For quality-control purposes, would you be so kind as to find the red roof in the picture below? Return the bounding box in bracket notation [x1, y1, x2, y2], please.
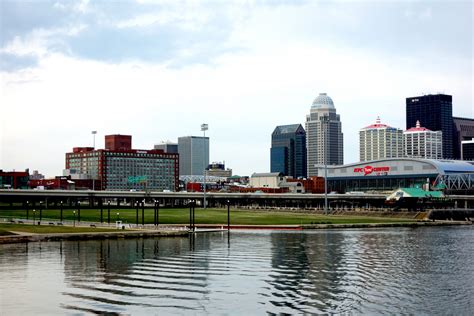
[363, 117, 391, 129]
[405, 120, 432, 132]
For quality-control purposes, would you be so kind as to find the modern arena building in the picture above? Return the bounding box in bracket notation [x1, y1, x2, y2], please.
[316, 158, 474, 193]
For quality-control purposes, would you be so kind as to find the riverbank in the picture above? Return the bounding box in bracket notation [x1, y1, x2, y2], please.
[194, 220, 472, 230]
[1, 220, 471, 244]
[0, 223, 188, 244]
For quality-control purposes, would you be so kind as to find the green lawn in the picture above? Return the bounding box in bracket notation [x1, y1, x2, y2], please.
[0, 223, 120, 234]
[0, 208, 416, 225]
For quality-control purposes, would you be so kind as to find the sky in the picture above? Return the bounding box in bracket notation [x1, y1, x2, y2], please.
[1, 0, 473, 178]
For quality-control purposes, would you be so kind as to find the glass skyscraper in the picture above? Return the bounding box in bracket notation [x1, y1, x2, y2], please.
[270, 124, 307, 178]
[406, 94, 453, 159]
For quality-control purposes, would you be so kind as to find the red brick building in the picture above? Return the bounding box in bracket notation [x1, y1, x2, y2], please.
[65, 135, 179, 191]
[0, 170, 29, 189]
[286, 177, 325, 193]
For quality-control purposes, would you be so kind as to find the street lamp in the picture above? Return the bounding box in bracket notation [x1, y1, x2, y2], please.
[142, 199, 145, 226]
[39, 201, 43, 225]
[201, 123, 209, 209]
[77, 201, 81, 222]
[227, 200, 230, 231]
[322, 115, 329, 215]
[116, 212, 120, 222]
[107, 200, 111, 224]
[92, 131, 97, 191]
[92, 130, 97, 149]
[26, 201, 29, 221]
[60, 201, 63, 222]
[33, 209, 36, 225]
[73, 210, 76, 227]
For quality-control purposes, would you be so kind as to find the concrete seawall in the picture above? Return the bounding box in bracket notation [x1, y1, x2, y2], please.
[186, 221, 472, 231]
[0, 230, 188, 244]
[427, 209, 474, 221]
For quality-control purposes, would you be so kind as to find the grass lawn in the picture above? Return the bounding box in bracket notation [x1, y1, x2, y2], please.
[0, 223, 120, 234]
[0, 208, 416, 226]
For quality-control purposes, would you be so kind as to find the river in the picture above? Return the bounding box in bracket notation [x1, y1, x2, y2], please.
[1, 227, 473, 314]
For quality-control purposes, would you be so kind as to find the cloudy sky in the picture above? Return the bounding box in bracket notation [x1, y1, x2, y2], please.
[1, 0, 472, 177]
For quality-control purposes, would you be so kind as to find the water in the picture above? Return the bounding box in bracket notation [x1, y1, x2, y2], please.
[1, 227, 474, 315]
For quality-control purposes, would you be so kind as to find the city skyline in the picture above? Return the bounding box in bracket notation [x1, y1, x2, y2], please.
[1, 0, 472, 177]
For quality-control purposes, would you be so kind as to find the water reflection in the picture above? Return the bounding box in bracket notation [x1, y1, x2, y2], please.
[1, 227, 474, 315]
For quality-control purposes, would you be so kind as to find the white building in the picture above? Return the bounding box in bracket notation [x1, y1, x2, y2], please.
[359, 117, 404, 162]
[404, 120, 442, 159]
[306, 93, 343, 176]
[250, 172, 285, 189]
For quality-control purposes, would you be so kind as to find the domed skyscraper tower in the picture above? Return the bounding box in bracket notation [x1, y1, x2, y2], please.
[305, 93, 344, 176]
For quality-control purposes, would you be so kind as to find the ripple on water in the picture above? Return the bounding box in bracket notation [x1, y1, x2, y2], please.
[1, 228, 474, 315]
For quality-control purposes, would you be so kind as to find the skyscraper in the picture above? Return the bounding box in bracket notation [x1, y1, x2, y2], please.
[178, 136, 209, 176]
[270, 124, 307, 178]
[404, 120, 443, 159]
[406, 94, 453, 159]
[359, 117, 404, 162]
[306, 93, 343, 176]
[452, 117, 474, 159]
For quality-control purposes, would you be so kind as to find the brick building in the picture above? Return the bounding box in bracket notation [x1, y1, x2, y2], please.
[65, 135, 179, 191]
[0, 170, 29, 189]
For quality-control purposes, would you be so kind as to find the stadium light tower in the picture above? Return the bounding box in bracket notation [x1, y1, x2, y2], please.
[201, 123, 208, 209]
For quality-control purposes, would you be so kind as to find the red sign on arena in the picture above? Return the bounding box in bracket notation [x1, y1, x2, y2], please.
[353, 166, 390, 176]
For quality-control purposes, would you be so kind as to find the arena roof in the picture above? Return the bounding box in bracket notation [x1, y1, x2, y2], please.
[321, 158, 474, 176]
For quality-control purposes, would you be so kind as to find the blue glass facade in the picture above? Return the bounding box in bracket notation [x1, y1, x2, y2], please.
[270, 124, 307, 178]
[271, 147, 287, 175]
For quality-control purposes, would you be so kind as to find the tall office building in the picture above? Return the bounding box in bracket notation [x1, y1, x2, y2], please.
[359, 117, 404, 161]
[404, 120, 442, 159]
[406, 94, 453, 159]
[270, 124, 307, 178]
[453, 117, 474, 159]
[306, 93, 343, 176]
[178, 136, 209, 176]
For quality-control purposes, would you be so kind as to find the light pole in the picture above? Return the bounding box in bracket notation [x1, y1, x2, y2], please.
[92, 130, 97, 149]
[77, 201, 81, 222]
[39, 201, 43, 225]
[107, 200, 111, 224]
[26, 201, 29, 221]
[142, 199, 145, 226]
[227, 200, 230, 231]
[60, 201, 63, 222]
[201, 123, 208, 209]
[73, 210, 76, 227]
[91, 131, 97, 191]
[33, 209, 36, 225]
[322, 115, 329, 215]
